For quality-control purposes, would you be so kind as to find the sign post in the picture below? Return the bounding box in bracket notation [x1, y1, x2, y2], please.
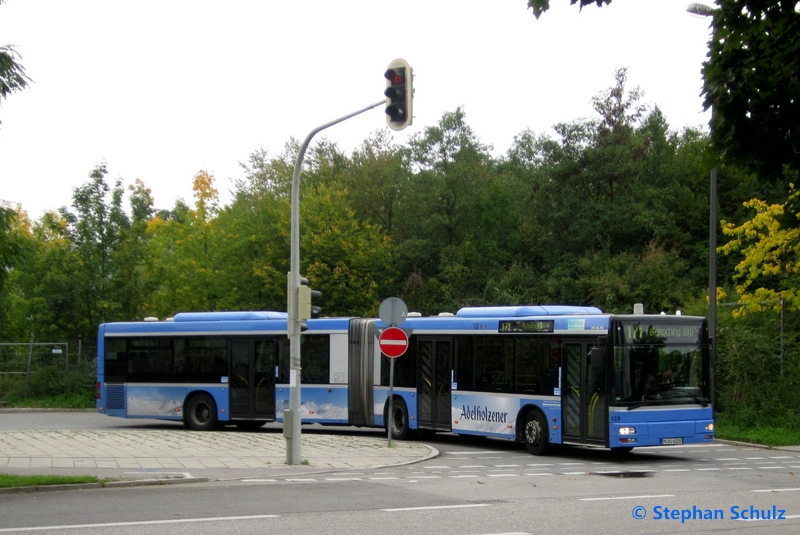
[378, 298, 409, 447]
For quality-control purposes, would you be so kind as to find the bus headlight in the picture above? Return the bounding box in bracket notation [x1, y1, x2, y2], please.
[619, 427, 636, 435]
[705, 423, 715, 432]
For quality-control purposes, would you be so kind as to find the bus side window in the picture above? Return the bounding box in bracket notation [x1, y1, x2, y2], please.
[103, 338, 128, 381]
[455, 336, 474, 391]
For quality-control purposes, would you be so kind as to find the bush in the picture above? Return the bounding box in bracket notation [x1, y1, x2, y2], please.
[714, 303, 800, 435]
[0, 360, 95, 408]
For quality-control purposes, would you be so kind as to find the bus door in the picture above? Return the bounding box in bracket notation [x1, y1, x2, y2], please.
[229, 338, 276, 421]
[562, 341, 607, 446]
[417, 337, 452, 431]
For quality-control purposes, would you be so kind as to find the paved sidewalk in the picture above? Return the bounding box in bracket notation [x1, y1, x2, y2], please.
[0, 428, 439, 483]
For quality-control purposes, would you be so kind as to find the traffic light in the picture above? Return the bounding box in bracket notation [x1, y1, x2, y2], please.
[384, 58, 413, 131]
[298, 277, 322, 320]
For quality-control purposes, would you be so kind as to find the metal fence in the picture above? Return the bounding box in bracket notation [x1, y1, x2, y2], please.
[0, 341, 94, 399]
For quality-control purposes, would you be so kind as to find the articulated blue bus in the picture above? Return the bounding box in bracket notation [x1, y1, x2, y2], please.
[96, 306, 714, 454]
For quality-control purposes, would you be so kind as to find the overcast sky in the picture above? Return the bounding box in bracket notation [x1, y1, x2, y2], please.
[1, 0, 714, 219]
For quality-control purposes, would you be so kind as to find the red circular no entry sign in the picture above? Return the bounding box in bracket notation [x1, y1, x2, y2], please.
[378, 326, 409, 358]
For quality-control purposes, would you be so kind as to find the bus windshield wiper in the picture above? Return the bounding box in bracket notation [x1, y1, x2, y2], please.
[627, 400, 660, 411]
[627, 395, 709, 410]
[685, 394, 709, 408]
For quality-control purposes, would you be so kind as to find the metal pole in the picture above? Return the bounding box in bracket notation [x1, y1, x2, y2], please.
[25, 334, 34, 398]
[286, 99, 385, 465]
[709, 166, 717, 408]
[780, 299, 785, 376]
[387, 357, 395, 447]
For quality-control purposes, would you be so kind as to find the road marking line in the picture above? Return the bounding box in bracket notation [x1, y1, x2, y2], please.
[752, 487, 800, 493]
[445, 451, 504, 455]
[382, 504, 491, 512]
[580, 494, 674, 501]
[0, 515, 279, 533]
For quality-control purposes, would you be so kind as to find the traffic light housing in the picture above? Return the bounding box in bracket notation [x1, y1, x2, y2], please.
[298, 277, 322, 320]
[384, 58, 413, 131]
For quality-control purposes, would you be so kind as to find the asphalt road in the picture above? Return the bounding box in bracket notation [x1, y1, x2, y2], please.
[1, 411, 799, 535]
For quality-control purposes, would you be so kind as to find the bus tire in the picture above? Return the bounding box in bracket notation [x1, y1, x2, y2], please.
[523, 409, 550, 456]
[387, 398, 410, 441]
[185, 393, 218, 431]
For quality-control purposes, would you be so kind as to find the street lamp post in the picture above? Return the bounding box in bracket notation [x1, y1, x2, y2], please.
[687, 2, 717, 407]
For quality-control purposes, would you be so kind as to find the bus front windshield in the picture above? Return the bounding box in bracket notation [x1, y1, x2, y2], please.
[610, 320, 711, 408]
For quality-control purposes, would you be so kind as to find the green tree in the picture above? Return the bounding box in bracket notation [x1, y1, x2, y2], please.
[2, 210, 83, 343]
[146, 171, 226, 316]
[301, 181, 398, 317]
[703, 1, 800, 185]
[0, 205, 23, 295]
[399, 108, 517, 312]
[111, 179, 157, 320]
[502, 69, 722, 311]
[57, 165, 130, 338]
[527, 0, 611, 19]
[340, 131, 407, 236]
[218, 148, 296, 312]
[0, 1, 32, 126]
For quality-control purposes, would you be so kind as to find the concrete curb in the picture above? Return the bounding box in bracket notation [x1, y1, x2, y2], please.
[714, 438, 800, 452]
[0, 408, 96, 413]
[0, 477, 209, 495]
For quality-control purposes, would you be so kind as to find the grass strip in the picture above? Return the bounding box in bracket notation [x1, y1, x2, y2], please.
[0, 474, 101, 488]
[716, 416, 800, 447]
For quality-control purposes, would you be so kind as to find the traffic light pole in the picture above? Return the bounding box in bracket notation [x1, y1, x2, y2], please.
[286, 99, 385, 465]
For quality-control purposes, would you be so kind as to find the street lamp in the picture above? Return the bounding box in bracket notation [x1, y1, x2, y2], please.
[687, 2, 717, 407]
[687, 3, 715, 17]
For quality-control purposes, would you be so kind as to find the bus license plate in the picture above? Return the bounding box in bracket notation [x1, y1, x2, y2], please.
[662, 438, 683, 445]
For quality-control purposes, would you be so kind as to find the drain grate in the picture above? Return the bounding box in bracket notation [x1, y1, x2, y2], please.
[594, 471, 654, 478]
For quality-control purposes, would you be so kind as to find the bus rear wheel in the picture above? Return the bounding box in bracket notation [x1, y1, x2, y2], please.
[185, 393, 218, 431]
[523, 410, 550, 456]
[387, 398, 410, 440]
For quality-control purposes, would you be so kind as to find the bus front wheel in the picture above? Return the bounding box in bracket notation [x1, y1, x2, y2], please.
[387, 398, 410, 440]
[523, 410, 550, 456]
[185, 393, 218, 431]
